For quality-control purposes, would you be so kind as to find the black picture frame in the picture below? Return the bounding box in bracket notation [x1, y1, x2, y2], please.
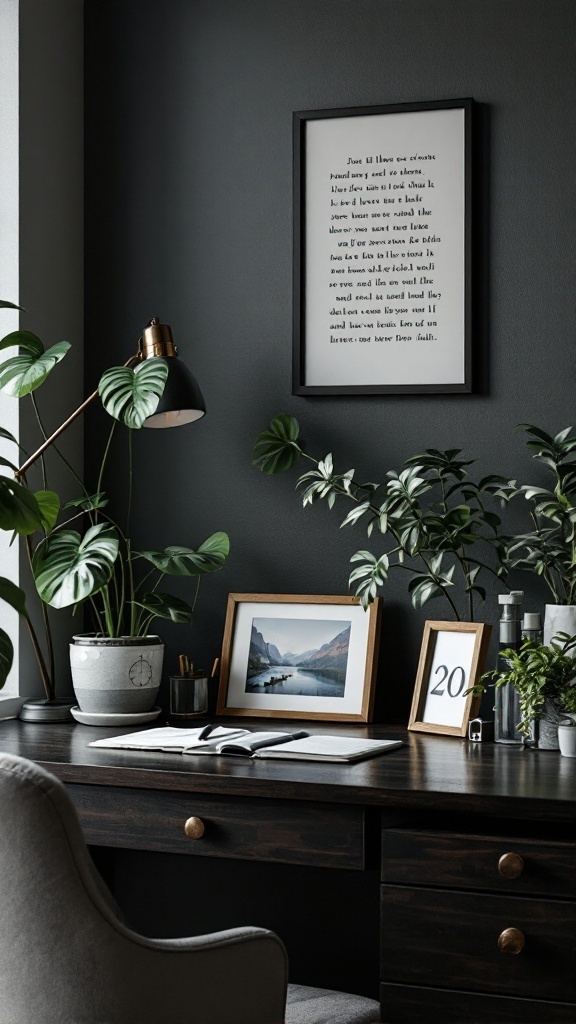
[293, 98, 476, 395]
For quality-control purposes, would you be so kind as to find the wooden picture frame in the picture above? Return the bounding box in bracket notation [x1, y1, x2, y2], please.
[293, 98, 476, 395]
[217, 593, 381, 721]
[408, 620, 491, 737]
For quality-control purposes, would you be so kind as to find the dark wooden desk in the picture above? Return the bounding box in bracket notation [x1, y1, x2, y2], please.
[0, 719, 574, 1022]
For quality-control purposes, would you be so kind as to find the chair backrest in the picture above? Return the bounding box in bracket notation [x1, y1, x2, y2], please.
[0, 752, 135, 1022]
[0, 752, 288, 1024]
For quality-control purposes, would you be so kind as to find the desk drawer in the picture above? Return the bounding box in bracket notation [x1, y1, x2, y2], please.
[382, 829, 576, 898]
[381, 885, 576, 1002]
[68, 783, 367, 869]
[380, 982, 576, 1022]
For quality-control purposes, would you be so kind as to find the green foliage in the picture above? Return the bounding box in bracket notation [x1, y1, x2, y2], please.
[98, 359, 169, 429]
[501, 424, 576, 604]
[0, 579, 28, 690]
[34, 490, 60, 531]
[33, 524, 120, 609]
[472, 632, 576, 735]
[0, 477, 43, 535]
[0, 302, 229, 694]
[254, 416, 507, 618]
[0, 630, 14, 689]
[252, 415, 304, 474]
[0, 332, 70, 396]
[139, 533, 230, 575]
[0, 577, 28, 616]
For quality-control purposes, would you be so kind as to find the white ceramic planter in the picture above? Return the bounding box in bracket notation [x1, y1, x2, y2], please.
[558, 724, 576, 757]
[543, 604, 576, 647]
[539, 606, 576, 749]
[70, 635, 164, 714]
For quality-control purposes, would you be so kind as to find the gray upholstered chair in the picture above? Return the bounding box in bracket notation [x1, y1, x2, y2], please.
[0, 752, 380, 1024]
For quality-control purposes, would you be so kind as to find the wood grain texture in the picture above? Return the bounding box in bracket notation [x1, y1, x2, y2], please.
[0, 720, 575, 824]
[381, 829, 576, 898]
[68, 783, 368, 868]
[380, 983, 576, 1022]
[381, 884, 576, 1002]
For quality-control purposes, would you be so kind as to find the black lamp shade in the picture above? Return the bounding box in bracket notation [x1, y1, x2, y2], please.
[144, 356, 206, 428]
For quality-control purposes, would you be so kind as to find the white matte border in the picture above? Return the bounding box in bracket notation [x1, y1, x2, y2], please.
[226, 600, 372, 715]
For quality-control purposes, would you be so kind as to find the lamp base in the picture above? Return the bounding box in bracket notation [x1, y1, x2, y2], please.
[19, 698, 75, 723]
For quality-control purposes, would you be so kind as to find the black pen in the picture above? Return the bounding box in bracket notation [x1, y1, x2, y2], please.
[248, 730, 308, 752]
[197, 723, 216, 741]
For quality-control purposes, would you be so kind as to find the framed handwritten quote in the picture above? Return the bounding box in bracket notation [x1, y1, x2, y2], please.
[407, 620, 491, 737]
[293, 99, 476, 395]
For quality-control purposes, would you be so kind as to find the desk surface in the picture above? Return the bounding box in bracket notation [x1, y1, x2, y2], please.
[0, 719, 574, 824]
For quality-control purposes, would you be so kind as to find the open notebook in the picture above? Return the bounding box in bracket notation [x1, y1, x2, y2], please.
[89, 726, 403, 763]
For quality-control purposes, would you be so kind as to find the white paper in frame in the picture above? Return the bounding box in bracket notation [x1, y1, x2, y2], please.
[408, 620, 491, 737]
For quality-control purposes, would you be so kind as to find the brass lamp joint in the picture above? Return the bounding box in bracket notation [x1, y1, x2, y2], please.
[139, 318, 178, 360]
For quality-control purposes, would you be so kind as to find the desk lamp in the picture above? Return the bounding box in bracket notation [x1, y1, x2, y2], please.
[17, 318, 205, 722]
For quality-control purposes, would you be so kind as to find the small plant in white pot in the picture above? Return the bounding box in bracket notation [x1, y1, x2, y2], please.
[0, 302, 229, 720]
[469, 631, 576, 753]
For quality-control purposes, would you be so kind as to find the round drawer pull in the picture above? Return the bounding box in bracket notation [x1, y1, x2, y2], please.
[498, 927, 525, 955]
[498, 852, 524, 879]
[184, 816, 205, 840]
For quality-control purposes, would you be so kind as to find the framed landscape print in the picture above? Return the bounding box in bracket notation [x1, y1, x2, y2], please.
[293, 98, 476, 395]
[217, 594, 381, 721]
[407, 620, 491, 737]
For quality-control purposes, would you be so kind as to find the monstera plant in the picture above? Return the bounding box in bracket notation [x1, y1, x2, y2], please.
[0, 301, 228, 708]
[253, 415, 508, 620]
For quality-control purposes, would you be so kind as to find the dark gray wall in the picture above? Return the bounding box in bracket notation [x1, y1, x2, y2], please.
[84, 0, 576, 722]
[19, 0, 84, 699]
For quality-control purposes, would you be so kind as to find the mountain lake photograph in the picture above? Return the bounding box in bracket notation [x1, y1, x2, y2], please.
[245, 617, 351, 697]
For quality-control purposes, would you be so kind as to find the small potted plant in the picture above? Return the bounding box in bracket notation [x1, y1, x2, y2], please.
[470, 631, 576, 753]
[253, 414, 509, 620]
[0, 302, 229, 720]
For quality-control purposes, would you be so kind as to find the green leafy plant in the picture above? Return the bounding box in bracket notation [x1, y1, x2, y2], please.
[502, 424, 576, 604]
[469, 632, 576, 736]
[0, 301, 229, 693]
[253, 415, 508, 618]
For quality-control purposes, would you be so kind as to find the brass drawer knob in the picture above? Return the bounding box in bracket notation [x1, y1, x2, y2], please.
[184, 816, 205, 840]
[498, 927, 525, 955]
[498, 852, 524, 879]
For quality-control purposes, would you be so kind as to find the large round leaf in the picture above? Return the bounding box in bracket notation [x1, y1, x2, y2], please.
[139, 531, 230, 575]
[33, 524, 119, 609]
[0, 628, 14, 689]
[0, 477, 42, 534]
[0, 332, 70, 396]
[99, 358, 168, 429]
[134, 592, 194, 623]
[253, 415, 303, 474]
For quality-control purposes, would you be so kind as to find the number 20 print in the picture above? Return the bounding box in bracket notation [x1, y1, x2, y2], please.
[408, 621, 492, 737]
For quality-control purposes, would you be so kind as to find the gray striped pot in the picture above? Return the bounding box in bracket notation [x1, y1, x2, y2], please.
[70, 634, 164, 714]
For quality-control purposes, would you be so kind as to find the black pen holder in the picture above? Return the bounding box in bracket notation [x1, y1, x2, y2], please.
[169, 675, 208, 720]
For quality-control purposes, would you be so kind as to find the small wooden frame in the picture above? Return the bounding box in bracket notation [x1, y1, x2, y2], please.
[408, 621, 491, 737]
[217, 593, 381, 721]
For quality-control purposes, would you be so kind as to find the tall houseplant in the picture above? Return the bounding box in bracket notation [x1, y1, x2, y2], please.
[0, 302, 229, 716]
[253, 415, 508, 620]
[502, 424, 576, 644]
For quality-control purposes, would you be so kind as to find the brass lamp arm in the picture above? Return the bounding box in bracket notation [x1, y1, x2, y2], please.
[15, 350, 140, 481]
